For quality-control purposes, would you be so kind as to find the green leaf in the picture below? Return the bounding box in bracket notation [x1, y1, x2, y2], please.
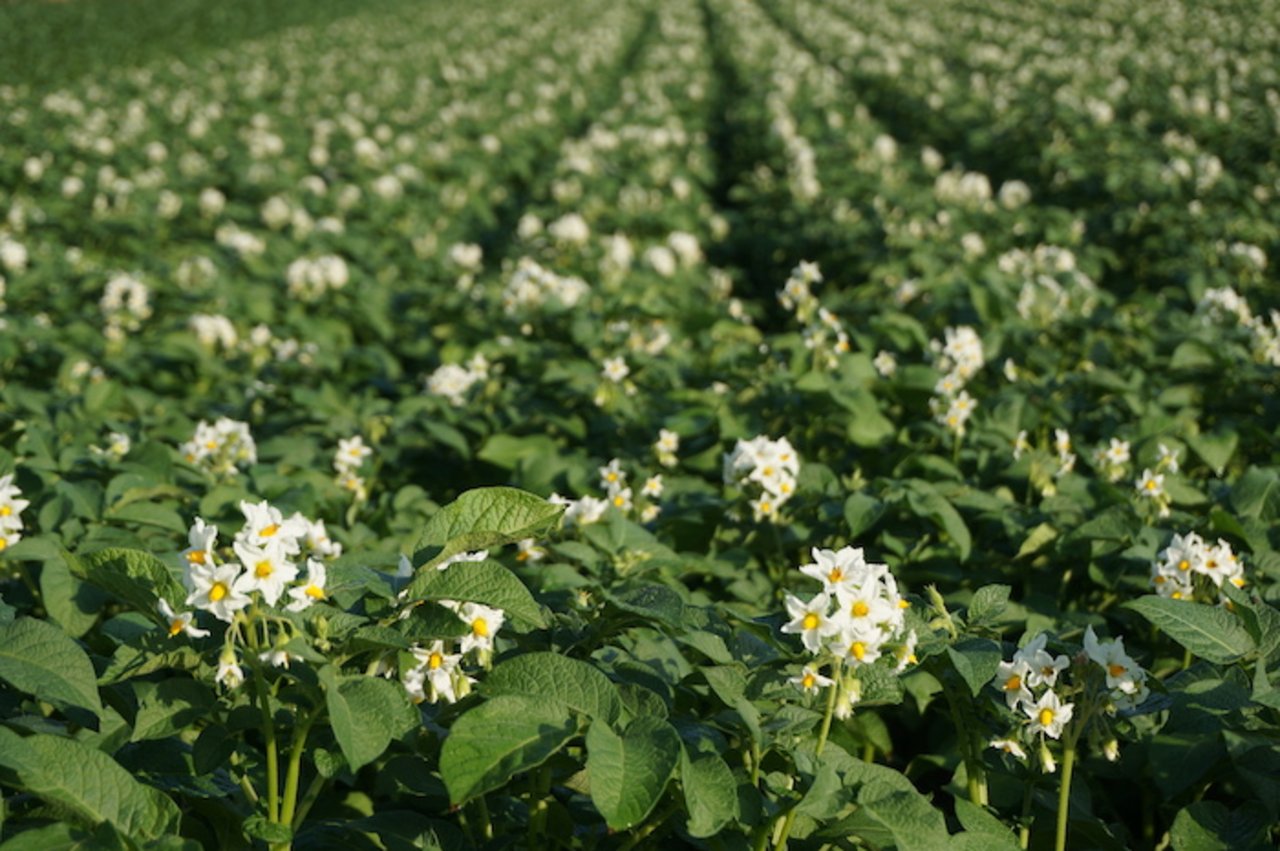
[844, 493, 885, 539]
[0, 617, 103, 725]
[585, 716, 681, 830]
[1187, 431, 1238, 476]
[132, 679, 216, 742]
[606, 584, 685, 627]
[966, 585, 1011, 625]
[1066, 505, 1139, 543]
[38, 552, 107, 638]
[680, 750, 740, 837]
[952, 798, 1021, 851]
[1169, 801, 1272, 851]
[412, 487, 562, 568]
[483, 652, 623, 725]
[905, 480, 971, 561]
[1231, 468, 1280, 522]
[320, 667, 419, 771]
[440, 694, 577, 804]
[1015, 523, 1057, 559]
[1126, 596, 1255, 664]
[402, 560, 546, 629]
[244, 814, 294, 844]
[70, 548, 186, 620]
[0, 728, 180, 840]
[849, 778, 950, 851]
[946, 638, 1002, 696]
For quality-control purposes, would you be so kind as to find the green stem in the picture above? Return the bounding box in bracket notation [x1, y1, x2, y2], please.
[1019, 777, 1034, 849]
[617, 799, 679, 851]
[472, 795, 493, 842]
[291, 773, 327, 830]
[1054, 745, 1076, 851]
[528, 765, 551, 848]
[776, 663, 842, 850]
[750, 740, 762, 787]
[940, 671, 987, 805]
[254, 670, 280, 823]
[279, 708, 319, 827]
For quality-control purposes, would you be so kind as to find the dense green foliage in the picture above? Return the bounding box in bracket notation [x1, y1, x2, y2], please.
[0, 0, 1278, 849]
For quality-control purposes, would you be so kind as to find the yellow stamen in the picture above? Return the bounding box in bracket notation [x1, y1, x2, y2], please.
[168, 619, 185, 637]
[827, 568, 843, 583]
[1038, 708, 1055, 727]
[305, 584, 325, 599]
[428, 652, 444, 670]
[209, 582, 228, 602]
[613, 496, 626, 507]
[472, 618, 489, 638]
[260, 523, 279, 538]
[0, 506, 11, 517]
[851, 642, 867, 661]
[1107, 663, 1126, 677]
[0, 538, 8, 551]
[1004, 675, 1022, 692]
[187, 550, 206, 565]
[1144, 480, 1158, 491]
[801, 613, 820, 631]
[1171, 591, 1183, 600]
[852, 600, 870, 618]
[255, 560, 273, 579]
[801, 673, 816, 690]
[1177, 559, 1190, 571]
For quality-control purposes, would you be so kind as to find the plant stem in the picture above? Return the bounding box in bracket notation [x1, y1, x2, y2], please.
[254, 671, 281, 824]
[1054, 745, 1076, 851]
[1019, 778, 1033, 849]
[291, 773, 327, 830]
[616, 799, 680, 851]
[279, 708, 318, 827]
[775, 663, 843, 850]
[472, 795, 494, 842]
[528, 765, 551, 848]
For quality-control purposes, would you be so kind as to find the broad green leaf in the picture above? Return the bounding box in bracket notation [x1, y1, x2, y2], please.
[905, 481, 971, 561]
[680, 750, 740, 837]
[1186, 431, 1237, 476]
[0, 617, 103, 725]
[483, 652, 623, 725]
[38, 551, 107, 637]
[606, 583, 685, 627]
[1015, 523, 1057, 559]
[132, 679, 216, 742]
[952, 798, 1021, 851]
[320, 667, 419, 771]
[849, 778, 950, 851]
[844, 493, 885, 538]
[1231, 467, 1280, 522]
[70, 548, 186, 620]
[946, 638, 1002, 697]
[585, 716, 681, 830]
[440, 694, 577, 804]
[402, 560, 546, 629]
[0, 728, 180, 840]
[412, 487, 562, 568]
[966, 585, 1011, 625]
[1126, 596, 1255, 664]
[1169, 801, 1272, 851]
[1066, 505, 1139, 543]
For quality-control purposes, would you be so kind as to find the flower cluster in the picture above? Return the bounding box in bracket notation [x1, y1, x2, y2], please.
[782, 546, 915, 717]
[1151, 531, 1245, 603]
[426, 354, 489, 407]
[723, 435, 800, 522]
[1090, 437, 1130, 482]
[653, 428, 679, 468]
[928, 326, 984, 436]
[90, 431, 131, 462]
[333, 435, 373, 501]
[502, 257, 590, 316]
[550, 457, 666, 526]
[100, 272, 152, 342]
[0, 474, 30, 551]
[776, 261, 851, 370]
[284, 254, 350, 301]
[179, 417, 257, 477]
[991, 629, 1149, 770]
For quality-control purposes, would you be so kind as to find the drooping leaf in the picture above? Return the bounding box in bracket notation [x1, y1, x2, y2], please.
[680, 749, 740, 838]
[412, 487, 562, 568]
[1126, 596, 1255, 664]
[320, 666, 419, 771]
[483, 652, 623, 725]
[401, 560, 546, 629]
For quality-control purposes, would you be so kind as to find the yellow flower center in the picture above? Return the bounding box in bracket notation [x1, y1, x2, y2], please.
[762, 466, 775, 477]
[0, 538, 8, 551]
[255, 560, 273, 579]
[472, 618, 489, 638]
[898, 599, 910, 609]
[850, 642, 867, 661]
[1171, 591, 1183, 600]
[605, 472, 618, 482]
[1041, 665, 1056, 678]
[1177, 559, 1190, 571]
[305, 584, 325, 600]
[210, 582, 229, 602]
[1004, 675, 1022, 691]
[801, 612, 820, 631]
[1145, 479, 1158, 491]
[168, 618, 185, 637]
[852, 600, 870, 618]
[187, 550, 206, 565]
[759, 501, 773, 513]
[1107, 663, 1127, 677]
[0, 506, 11, 517]
[428, 652, 444, 670]
[801, 673, 816, 689]
[1205, 559, 1218, 570]
[613, 495, 626, 507]
[260, 523, 279, 538]
[827, 568, 843, 583]
[1038, 708, 1055, 727]
[205, 440, 218, 450]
